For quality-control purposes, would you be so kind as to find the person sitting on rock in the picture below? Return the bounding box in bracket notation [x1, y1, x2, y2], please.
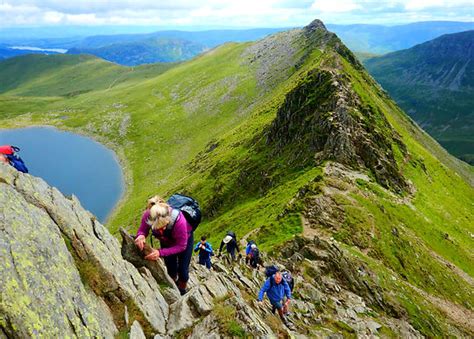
[218, 231, 240, 263]
[135, 196, 194, 295]
[258, 271, 292, 326]
[194, 235, 213, 269]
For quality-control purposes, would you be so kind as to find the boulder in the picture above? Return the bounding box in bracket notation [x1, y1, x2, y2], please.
[0, 164, 168, 336]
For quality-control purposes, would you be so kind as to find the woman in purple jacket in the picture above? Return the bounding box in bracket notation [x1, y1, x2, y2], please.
[135, 199, 193, 295]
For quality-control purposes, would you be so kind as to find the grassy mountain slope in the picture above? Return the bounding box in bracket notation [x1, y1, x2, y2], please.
[365, 30, 474, 163]
[67, 38, 207, 66]
[0, 54, 176, 97]
[328, 21, 474, 53]
[0, 21, 473, 336]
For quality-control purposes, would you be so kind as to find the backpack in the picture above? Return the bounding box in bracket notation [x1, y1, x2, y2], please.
[0, 145, 28, 173]
[227, 231, 236, 239]
[265, 265, 279, 278]
[250, 247, 259, 260]
[167, 194, 202, 231]
[282, 271, 294, 291]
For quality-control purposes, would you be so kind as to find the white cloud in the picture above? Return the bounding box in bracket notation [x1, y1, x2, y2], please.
[311, 0, 361, 13]
[0, 0, 472, 27]
[404, 0, 473, 10]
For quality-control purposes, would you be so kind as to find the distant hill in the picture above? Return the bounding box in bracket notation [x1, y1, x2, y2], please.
[67, 38, 207, 66]
[0, 28, 288, 66]
[66, 28, 287, 65]
[0, 54, 175, 96]
[328, 21, 474, 53]
[365, 30, 474, 163]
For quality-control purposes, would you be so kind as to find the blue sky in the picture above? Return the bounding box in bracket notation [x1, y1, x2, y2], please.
[0, 0, 472, 27]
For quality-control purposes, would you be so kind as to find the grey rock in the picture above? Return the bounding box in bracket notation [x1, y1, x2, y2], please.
[130, 320, 146, 339]
[0, 164, 168, 336]
[189, 314, 221, 338]
[0, 165, 117, 337]
[121, 228, 179, 291]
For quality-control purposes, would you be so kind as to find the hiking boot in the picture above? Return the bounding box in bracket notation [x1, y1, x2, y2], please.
[178, 288, 187, 296]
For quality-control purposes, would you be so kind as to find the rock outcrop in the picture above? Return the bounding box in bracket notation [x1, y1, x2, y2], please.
[1, 163, 168, 337]
[267, 66, 408, 192]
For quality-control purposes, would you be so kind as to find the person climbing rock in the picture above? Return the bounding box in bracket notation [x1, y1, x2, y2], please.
[135, 197, 194, 295]
[246, 242, 261, 269]
[194, 235, 213, 269]
[218, 231, 240, 263]
[258, 271, 292, 327]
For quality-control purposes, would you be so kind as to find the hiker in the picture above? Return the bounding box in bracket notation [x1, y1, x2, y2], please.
[194, 236, 213, 269]
[0, 145, 28, 173]
[218, 231, 240, 262]
[246, 242, 260, 269]
[135, 197, 194, 295]
[245, 240, 255, 256]
[258, 268, 292, 326]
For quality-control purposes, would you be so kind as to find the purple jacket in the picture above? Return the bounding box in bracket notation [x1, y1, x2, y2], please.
[137, 209, 192, 257]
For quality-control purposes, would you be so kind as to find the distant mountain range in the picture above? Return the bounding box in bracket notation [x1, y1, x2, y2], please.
[328, 21, 473, 54]
[67, 38, 206, 66]
[1, 22, 473, 66]
[365, 30, 474, 163]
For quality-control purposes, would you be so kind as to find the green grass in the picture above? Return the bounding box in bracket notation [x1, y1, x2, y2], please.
[0, 54, 176, 97]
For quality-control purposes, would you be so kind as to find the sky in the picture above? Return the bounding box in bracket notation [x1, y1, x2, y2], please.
[0, 0, 473, 28]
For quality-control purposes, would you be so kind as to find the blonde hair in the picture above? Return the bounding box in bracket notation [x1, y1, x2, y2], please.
[148, 203, 171, 230]
[147, 195, 165, 210]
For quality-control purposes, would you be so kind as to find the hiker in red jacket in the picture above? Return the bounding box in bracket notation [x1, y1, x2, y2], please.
[135, 197, 193, 295]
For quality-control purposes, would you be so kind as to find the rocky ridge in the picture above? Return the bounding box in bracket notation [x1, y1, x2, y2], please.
[0, 163, 426, 337]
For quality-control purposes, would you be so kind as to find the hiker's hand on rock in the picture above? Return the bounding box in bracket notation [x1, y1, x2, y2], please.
[135, 235, 146, 251]
[145, 249, 160, 261]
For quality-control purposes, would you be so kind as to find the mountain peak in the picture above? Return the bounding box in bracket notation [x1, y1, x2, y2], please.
[304, 19, 327, 32]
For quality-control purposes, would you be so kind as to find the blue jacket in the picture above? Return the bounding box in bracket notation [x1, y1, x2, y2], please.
[258, 275, 292, 303]
[194, 242, 213, 260]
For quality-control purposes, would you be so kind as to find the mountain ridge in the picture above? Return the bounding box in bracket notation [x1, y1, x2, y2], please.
[365, 30, 474, 163]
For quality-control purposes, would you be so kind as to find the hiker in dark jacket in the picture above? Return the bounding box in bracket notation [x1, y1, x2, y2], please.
[246, 243, 260, 269]
[258, 271, 292, 325]
[135, 198, 193, 295]
[218, 231, 240, 261]
[194, 236, 213, 269]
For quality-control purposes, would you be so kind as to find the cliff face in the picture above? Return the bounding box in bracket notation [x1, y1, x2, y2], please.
[1, 163, 427, 337]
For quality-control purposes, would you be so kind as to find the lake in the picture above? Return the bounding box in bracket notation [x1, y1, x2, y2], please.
[0, 127, 124, 222]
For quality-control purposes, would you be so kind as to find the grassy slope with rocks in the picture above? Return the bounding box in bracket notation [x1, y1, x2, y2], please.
[0, 20, 473, 336]
[365, 30, 474, 163]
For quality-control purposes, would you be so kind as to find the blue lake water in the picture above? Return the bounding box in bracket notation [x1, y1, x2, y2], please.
[0, 127, 124, 222]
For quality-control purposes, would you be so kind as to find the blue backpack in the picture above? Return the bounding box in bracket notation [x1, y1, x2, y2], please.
[167, 194, 202, 231]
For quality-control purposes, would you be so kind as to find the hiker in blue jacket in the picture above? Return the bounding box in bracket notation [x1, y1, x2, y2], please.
[258, 271, 292, 325]
[194, 236, 213, 269]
